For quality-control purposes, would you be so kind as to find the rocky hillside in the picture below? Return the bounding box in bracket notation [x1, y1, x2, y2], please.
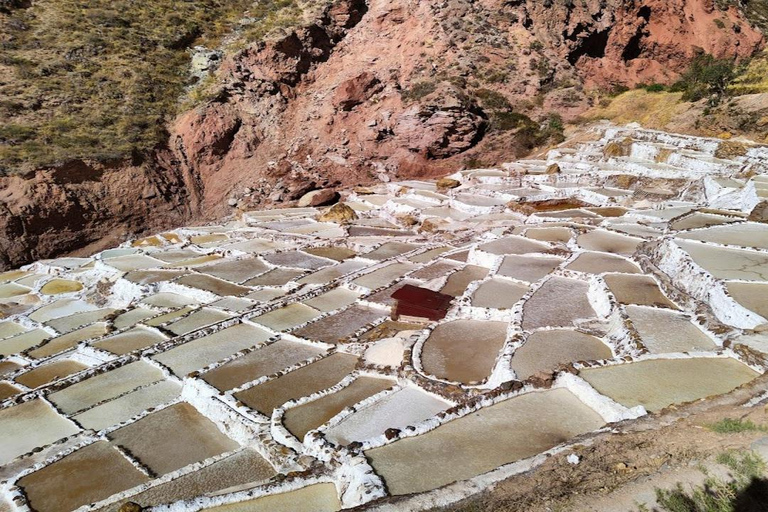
[0, 0, 765, 269]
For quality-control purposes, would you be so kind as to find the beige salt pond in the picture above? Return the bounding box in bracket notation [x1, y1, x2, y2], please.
[283, 375, 395, 441]
[566, 251, 641, 274]
[293, 305, 387, 344]
[604, 274, 676, 308]
[235, 352, 358, 415]
[510, 330, 612, 380]
[14, 359, 88, 388]
[577, 230, 642, 256]
[0, 399, 80, 465]
[202, 340, 324, 391]
[39, 279, 83, 295]
[496, 255, 564, 283]
[522, 277, 596, 330]
[580, 357, 759, 412]
[28, 322, 109, 359]
[420, 320, 508, 384]
[725, 282, 768, 321]
[440, 265, 489, 297]
[93, 327, 168, 355]
[366, 388, 604, 495]
[675, 240, 768, 281]
[626, 306, 717, 353]
[352, 263, 416, 290]
[253, 304, 322, 332]
[206, 483, 340, 512]
[198, 258, 270, 283]
[471, 278, 529, 309]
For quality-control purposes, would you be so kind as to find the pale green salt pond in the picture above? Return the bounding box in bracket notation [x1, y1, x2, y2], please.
[580, 357, 759, 412]
[28, 322, 109, 359]
[366, 388, 604, 495]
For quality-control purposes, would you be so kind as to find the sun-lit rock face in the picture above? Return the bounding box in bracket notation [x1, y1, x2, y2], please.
[0, 124, 767, 511]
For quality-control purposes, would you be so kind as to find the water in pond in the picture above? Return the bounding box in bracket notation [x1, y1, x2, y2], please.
[352, 263, 416, 290]
[0, 399, 80, 465]
[303, 288, 362, 313]
[245, 268, 308, 287]
[177, 274, 251, 297]
[362, 242, 418, 261]
[366, 388, 604, 495]
[207, 483, 340, 512]
[263, 251, 335, 270]
[293, 305, 387, 344]
[108, 402, 239, 476]
[0, 329, 51, 356]
[324, 386, 450, 446]
[410, 261, 462, 281]
[198, 258, 270, 283]
[283, 376, 395, 441]
[202, 340, 324, 391]
[677, 222, 768, 250]
[580, 357, 759, 412]
[18, 441, 149, 512]
[46, 308, 116, 333]
[496, 255, 564, 283]
[253, 304, 322, 332]
[522, 277, 596, 330]
[524, 227, 572, 243]
[471, 278, 529, 309]
[15, 359, 88, 388]
[626, 306, 717, 353]
[478, 236, 552, 256]
[511, 329, 612, 379]
[124, 270, 189, 285]
[675, 240, 768, 281]
[234, 353, 358, 415]
[298, 260, 369, 285]
[167, 308, 233, 336]
[577, 230, 642, 256]
[440, 265, 489, 297]
[29, 322, 109, 359]
[604, 274, 676, 308]
[0, 382, 20, 400]
[141, 292, 200, 308]
[566, 251, 641, 274]
[39, 279, 83, 295]
[421, 320, 508, 384]
[304, 246, 357, 262]
[726, 281, 768, 320]
[0, 321, 26, 340]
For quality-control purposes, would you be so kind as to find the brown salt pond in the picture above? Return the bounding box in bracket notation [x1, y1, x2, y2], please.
[14, 359, 88, 388]
[626, 305, 717, 353]
[524, 227, 573, 243]
[177, 274, 251, 297]
[510, 330, 612, 380]
[522, 277, 596, 330]
[604, 273, 677, 308]
[153, 323, 273, 376]
[478, 236, 552, 256]
[202, 340, 325, 391]
[420, 320, 508, 384]
[440, 265, 489, 297]
[580, 357, 759, 412]
[471, 278, 529, 309]
[28, 322, 109, 359]
[234, 353, 359, 415]
[263, 251, 336, 270]
[366, 388, 604, 495]
[198, 258, 270, 283]
[18, 441, 149, 512]
[283, 376, 395, 440]
[102, 449, 277, 512]
[0, 382, 20, 400]
[93, 326, 168, 355]
[496, 255, 564, 283]
[108, 402, 239, 476]
[206, 483, 340, 512]
[304, 246, 357, 261]
[566, 251, 642, 274]
[0, 399, 80, 465]
[293, 305, 387, 344]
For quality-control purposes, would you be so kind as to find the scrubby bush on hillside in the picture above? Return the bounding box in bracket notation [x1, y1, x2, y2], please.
[670, 53, 738, 104]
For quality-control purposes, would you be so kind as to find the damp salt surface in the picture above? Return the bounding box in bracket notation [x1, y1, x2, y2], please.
[566, 251, 642, 274]
[108, 402, 239, 476]
[303, 287, 362, 313]
[626, 306, 716, 353]
[440, 265, 490, 297]
[49, 360, 164, 414]
[669, 213, 740, 231]
[580, 357, 759, 412]
[303, 246, 357, 261]
[202, 340, 324, 391]
[324, 386, 450, 446]
[366, 388, 604, 495]
[293, 305, 387, 344]
[235, 353, 358, 415]
[206, 483, 340, 512]
[283, 376, 395, 441]
[153, 323, 272, 376]
[421, 320, 508, 384]
[0, 399, 80, 465]
[45, 308, 116, 333]
[677, 222, 768, 250]
[263, 251, 335, 270]
[28, 322, 109, 359]
[141, 292, 200, 308]
[352, 262, 416, 290]
[198, 258, 270, 283]
[478, 236, 552, 256]
[604, 274, 676, 308]
[362, 242, 418, 261]
[177, 274, 251, 297]
[471, 278, 529, 309]
[253, 304, 322, 332]
[245, 268, 307, 286]
[0, 321, 26, 339]
[410, 261, 462, 280]
[510, 330, 612, 380]
[298, 260, 369, 285]
[124, 270, 189, 285]
[15, 359, 88, 388]
[167, 308, 233, 336]
[577, 230, 642, 256]
[73, 380, 182, 431]
[675, 240, 768, 281]
[0, 329, 51, 356]
[18, 441, 149, 512]
[497, 255, 564, 283]
[522, 277, 596, 330]
[726, 282, 768, 320]
[0, 382, 20, 400]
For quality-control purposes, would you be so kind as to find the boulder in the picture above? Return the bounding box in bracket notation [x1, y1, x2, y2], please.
[318, 203, 358, 223]
[545, 163, 562, 174]
[333, 72, 382, 111]
[436, 177, 461, 189]
[298, 189, 340, 207]
[749, 201, 768, 224]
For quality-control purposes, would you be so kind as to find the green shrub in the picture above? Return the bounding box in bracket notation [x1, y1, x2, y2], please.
[707, 418, 767, 434]
[671, 53, 738, 104]
[401, 81, 438, 102]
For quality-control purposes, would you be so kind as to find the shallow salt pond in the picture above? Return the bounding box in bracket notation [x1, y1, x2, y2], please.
[409, 261, 462, 281]
[496, 255, 564, 282]
[253, 304, 322, 332]
[141, 292, 200, 308]
[283, 376, 395, 441]
[198, 258, 270, 283]
[177, 274, 251, 297]
[324, 386, 450, 446]
[362, 242, 418, 261]
[471, 278, 529, 309]
[0, 382, 20, 400]
[440, 265, 489, 297]
[124, 270, 189, 285]
[303, 246, 357, 262]
[524, 226, 572, 243]
[522, 277, 596, 330]
[669, 213, 740, 231]
[726, 281, 768, 320]
[202, 340, 324, 391]
[676, 240, 768, 281]
[577, 230, 642, 256]
[604, 274, 676, 308]
[107, 402, 239, 476]
[235, 353, 359, 415]
[39, 279, 83, 295]
[0, 329, 51, 356]
[298, 260, 369, 285]
[565, 251, 642, 274]
[580, 357, 759, 412]
[245, 268, 307, 286]
[263, 251, 336, 270]
[366, 388, 604, 495]
[45, 308, 116, 333]
[677, 222, 768, 250]
[421, 320, 508, 384]
[477, 236, 552, 256]
[293, 305, 387, 344]
[0, 321, 26, 340]
[207, 483, 340, 512]
[0, 399, 80, 465]
[352, 262, 416, 290]
[626, 305, 716, 353]
[153, 323, 272, 376]
[167, 308, 233, 336]
[18, 441, 149, 512]
[303, 287, 362, 313]
[510, 330, 612, 380]
[28, 322, 109, 359]
[14, 359, 88, 389]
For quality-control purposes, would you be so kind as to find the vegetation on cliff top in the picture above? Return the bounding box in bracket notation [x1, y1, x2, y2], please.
[0, 0, 313, 174]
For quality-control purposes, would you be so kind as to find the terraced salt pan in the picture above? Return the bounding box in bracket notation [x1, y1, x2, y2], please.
[471, 278, 529, 309]
[176, 274, 251, 297]
[577, 230, 643, 256]
[725, 282, 768, 321]
[283, 376, 395, 441]
[235, 353, 358, 415]
[253, 304, 322, 332]
[580, 357, 759, 413]
[167, 308, 234, 336]
[524, 227, 572, 243]
[207, 483, 340, 512]
[263, 251, 335, 270]
[0, 383, 20, 400]
[566, 251, 642, 274]
[420, 320, 508, 384]
[153, 323, 273, 376]
[677, 222, 768, 250]
[409, 261, 462, 281]
[303, 246, 357, 261]
[245, 268, 307, 286]
[626, 306, 716, 353]
[73, 380, 182, 431]
[0, 329, 51, 356]
[102, 449, 277, 511]
[510, 330, 612, 380]
[14, 359, 88, 389]
[202, 340, 324, 391]
[198, 258, 270, 283]
[675, 240, 768, 281]
[352, 262, 416, 290]
[303, 287, 362, 313]
[293, 305, 387, 344]
[18, 441, 149, 512]
[28, 322, 109, 359]
[669, 213, 740, 231]
[366, 388, 604, 495]
[603, 274, 676, 308]
[440, 265, 489, 297]
[497, 255, 564, 282]
[49, 360, 165, 414]
[141, 292, 200, 308]
[522, 277, 596, 330]
[0, 321, 26, 339]
[477, 236, 551, 256]
[108, 402, 239, 476]
[324, 386, 451, 446]
[94, 327, 168, 355]
[0, 360, 22, 377]
[298, 260, 368, 285]
[46, 308, 116, 333]
[0, 399, 80, 465]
